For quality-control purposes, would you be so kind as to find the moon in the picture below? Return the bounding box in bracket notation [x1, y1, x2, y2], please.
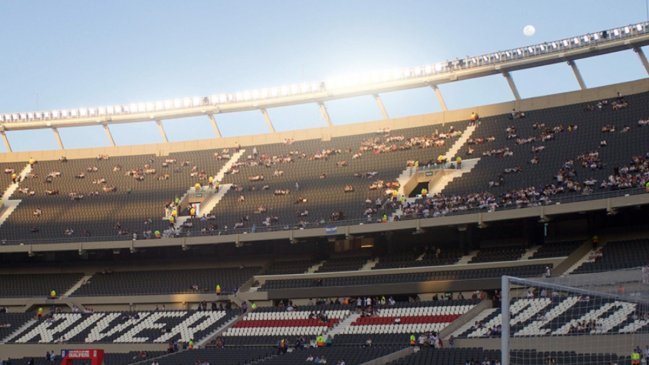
[523, 25, 536, 37]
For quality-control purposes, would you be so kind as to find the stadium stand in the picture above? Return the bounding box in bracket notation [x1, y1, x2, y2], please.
[388, 347, 629, 365]
[71, 267, 260, 296]
[5, 351, 167, 365]
[529, 240, 583, 259]
[373, 248, 464, 270]
[0, 312, 34, 341]
[259, 264, 551, 290]
[0, 273, 84, 298]
[263, 258, 319, 275]
[456, 296, 649, 338]
[222, 305, 350, 345]
[256, 345, 404, 365]
[151, 347, 275, 365]
[6, 310, 237, 344]
[0, 151, 228, 243]
[572, 239, 649, 274]
[444, 92, 649, 200]
[0, 91, 648, 245]
[468, 247, 527, 263]
[334, 299, 478, 346]
[316, 252, 373, 273]
[2, 30, 649, 364]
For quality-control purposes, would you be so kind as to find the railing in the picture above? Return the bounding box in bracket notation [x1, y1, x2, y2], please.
[1, 187, 646, 246]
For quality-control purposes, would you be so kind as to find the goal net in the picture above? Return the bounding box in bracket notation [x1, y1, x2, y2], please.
[501, 268, 649, 365]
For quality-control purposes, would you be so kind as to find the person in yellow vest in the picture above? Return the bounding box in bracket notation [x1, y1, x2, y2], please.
[208, 175, 214, 188]
[28, 157, 36, 167]
[631, 349, 641, 365]
[278, 338, 287, 354]
[169, 215, 176, 227]
[409, 334, 416, 346]
[49, 290, 56, 299]
[154, 230, 161, 239]
[171, 208, 177, 218]
[216, 284, 221, 295]
[437, 154, 445, 165]
[414, 160, 419, 172]
[250, 302, 257, 311]
[190, 206, 196, 219]
[469, 111, 479, 125]
[214, 181, 220, 193]
[391, 190, 398, 201]
[188, 339, 194, 350]
[11, 173, 17, 184]
[194, 183, 201, 192]
[456, 156, 462, 169]
[37, 307, 43, 318]
[382, 214, 388, 223]
[421, 188, 428, 198]
[316, 335, 325, 347]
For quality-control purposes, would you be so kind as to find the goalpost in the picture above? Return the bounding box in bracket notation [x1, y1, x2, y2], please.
[501, 268, 649, 365]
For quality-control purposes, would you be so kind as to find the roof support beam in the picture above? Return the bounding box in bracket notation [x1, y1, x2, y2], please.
[318, 102, 333, 127]
[207, 113, 222, 138]
[260, 108, 275, 133]
[567, 60, 587, 90]
[634, 47, 649, 75]
[0, 131, 11, 152]
[155, 120, 169, 143]
[372, 94, 390, 120]
[502, 71, 521, 101]
[102, 124, 116, 147]
[52, 127, 64, 150]
[430, 85, 448, 111]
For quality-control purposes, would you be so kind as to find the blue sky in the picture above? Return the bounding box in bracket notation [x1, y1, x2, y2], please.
[0, 0, 648, 152]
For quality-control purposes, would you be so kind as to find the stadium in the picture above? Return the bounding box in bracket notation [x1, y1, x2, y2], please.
[0, 2, 648, 365]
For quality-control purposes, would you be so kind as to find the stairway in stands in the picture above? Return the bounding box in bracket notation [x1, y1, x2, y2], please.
[0, 163, 32, 228]
[327, 312, 361, 337]
[391, 125, 479, 221]
[167, 149, 246, 228]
